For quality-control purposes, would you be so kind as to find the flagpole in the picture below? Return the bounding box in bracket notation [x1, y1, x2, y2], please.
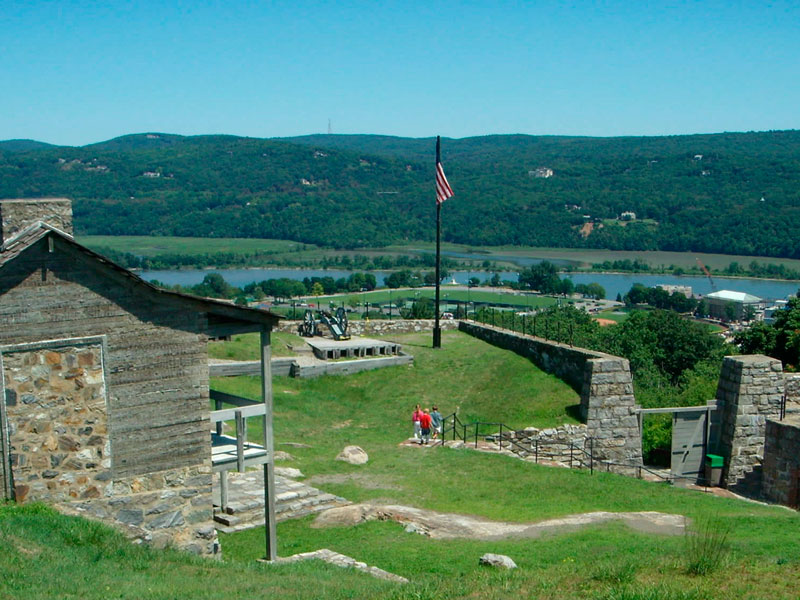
[433, 136, 442, 348]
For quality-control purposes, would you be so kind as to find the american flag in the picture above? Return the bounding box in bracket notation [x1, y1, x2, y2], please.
[435, 136, 453, 204]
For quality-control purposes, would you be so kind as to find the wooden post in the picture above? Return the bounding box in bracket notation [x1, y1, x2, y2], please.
[235, 410, 245, 473]
[260, 327, 277, 562]
[219, 471, 229, 510]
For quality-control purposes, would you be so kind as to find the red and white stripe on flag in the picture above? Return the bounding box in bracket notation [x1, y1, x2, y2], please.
[436, 162, 453, 204]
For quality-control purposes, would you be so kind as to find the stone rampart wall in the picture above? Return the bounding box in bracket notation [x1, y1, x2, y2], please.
[762, 417, 800, 507]
[458, 320, 603, 391]
[716, 355, 784, 492]
[275, 318, 459, 337]
[458, 321, 642, 471]
[785, 374, 800, 413]
[504, 424, 589, 466]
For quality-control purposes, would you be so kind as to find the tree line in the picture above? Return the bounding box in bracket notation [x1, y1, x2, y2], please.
[4, 130, 800, 258]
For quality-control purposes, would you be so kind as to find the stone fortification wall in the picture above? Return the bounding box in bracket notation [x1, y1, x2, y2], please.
[715, 355, 784, 492]
[761, 417, 800, 508]
[458, 321, 642, 471]
[274, 318, 459, 337]
[503, 424, 589, 466]
[0, 198, 73, 242]
[785, 374, 800, 415]
[458, 320, 601, 392]
[581, 357, 642, 472]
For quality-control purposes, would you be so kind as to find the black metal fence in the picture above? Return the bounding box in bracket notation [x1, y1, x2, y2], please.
[439, 412, 715, 488]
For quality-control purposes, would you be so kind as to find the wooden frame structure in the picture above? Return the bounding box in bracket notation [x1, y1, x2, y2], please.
[209, 329, 276, 560]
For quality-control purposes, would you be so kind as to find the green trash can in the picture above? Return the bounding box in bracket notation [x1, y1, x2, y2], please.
[705, 454, 724, 486]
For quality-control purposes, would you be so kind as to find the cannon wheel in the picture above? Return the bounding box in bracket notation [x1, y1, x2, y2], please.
[299, 309, 315, 337]
[336, 306, 348, 335]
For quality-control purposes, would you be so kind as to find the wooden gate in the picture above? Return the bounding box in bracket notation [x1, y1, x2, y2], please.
[637, 405, 716, 485]
[670, 409, 709, 485]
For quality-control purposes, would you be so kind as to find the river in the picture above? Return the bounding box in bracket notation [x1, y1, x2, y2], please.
[139, 267, 800, 301]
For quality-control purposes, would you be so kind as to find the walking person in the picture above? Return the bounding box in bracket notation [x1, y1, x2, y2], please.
[430, 405, 442, 440]
[412, 404, 423, 440]
[419, 408, 432, 445]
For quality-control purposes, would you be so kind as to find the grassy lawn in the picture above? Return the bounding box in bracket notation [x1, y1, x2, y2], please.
[209, 331, 306, 360]
[3, 330, 800, 599]
[308, 287, 557, 309]
[78, 235, 307, 256]
[78, 235, 800, 274]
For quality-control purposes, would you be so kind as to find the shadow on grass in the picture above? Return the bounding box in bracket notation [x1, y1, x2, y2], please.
[565, 403, 584, 422]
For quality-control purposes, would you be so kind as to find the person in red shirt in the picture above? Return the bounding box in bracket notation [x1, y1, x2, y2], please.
[419, 409, 433, 445]
[412, 404, 423, 440]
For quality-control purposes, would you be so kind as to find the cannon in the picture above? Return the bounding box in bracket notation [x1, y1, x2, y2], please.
[298, 307, 350, 341]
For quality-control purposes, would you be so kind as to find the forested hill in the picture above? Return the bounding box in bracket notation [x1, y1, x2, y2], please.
[1, 130, 799, 257]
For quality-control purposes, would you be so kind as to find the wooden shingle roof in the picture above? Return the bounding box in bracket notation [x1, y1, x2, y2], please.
[0, 222, 281, 331]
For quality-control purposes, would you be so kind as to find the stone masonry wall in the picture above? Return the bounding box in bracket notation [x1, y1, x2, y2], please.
[4, 345, 108, 503]
[459, 321, 642, 472]
[582, 357, 643, 472]
[761, 417, 800, 508]
[275, 318, 459, 337]
[2, 343, 218, 556]
[785, 374, 800, 415]
[0, 198, 73, 242]
[715, 355, 784, 492]
[504, 424, 589, 466]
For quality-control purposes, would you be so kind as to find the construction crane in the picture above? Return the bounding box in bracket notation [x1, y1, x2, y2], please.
[696, 258, 717, 292]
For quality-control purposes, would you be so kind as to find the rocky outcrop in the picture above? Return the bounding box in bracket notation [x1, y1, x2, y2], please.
[312, 503, 686, 540]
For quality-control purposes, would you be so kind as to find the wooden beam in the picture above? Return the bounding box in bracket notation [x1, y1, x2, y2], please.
[260, 327, 277, 562]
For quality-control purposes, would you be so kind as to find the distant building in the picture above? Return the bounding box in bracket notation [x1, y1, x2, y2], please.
[529, 167, 554, 178]
[657, 284, 692, 298]
[619, 211, 636, 221]
[705, 290, 762, 321]
[763, 300, 788, 324]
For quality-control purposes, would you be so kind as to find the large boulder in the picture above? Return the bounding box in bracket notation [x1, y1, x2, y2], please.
[274, 467, 304, 479]
[479, 553, 517, 569]
[336, 445, 368, 465]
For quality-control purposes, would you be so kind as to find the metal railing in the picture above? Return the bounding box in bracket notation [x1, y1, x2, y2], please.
[472, 309, 583, 347]
[438, 413, 715, 489]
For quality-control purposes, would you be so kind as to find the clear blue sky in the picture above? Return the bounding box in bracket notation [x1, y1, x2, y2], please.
[2, 1, 798, 146]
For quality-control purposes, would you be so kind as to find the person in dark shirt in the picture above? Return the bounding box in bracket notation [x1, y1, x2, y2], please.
[430, 405, 442, 440]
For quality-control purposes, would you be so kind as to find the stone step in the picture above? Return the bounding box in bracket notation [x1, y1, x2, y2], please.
[213, 471, 350, 532]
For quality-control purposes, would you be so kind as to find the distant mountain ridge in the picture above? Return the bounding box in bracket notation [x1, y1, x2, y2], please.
[0, 139, 57, 153]
[1, 130, 799, 257]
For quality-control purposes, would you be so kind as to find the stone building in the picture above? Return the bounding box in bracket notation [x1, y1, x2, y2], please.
[0, 198, 280, 557]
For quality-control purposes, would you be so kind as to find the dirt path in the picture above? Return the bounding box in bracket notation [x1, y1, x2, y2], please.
[312, 503, 686, 540]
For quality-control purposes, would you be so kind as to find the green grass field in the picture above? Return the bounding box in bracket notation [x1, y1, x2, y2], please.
[78, 235, 307, 256]
[3, 331, 799, 599]
[306, 287, 557, 309]
[77, 235, 800, 273]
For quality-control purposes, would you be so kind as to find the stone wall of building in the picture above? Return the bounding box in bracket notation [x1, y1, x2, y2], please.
[63, 463, 218, 556]
[715, 355, 784, 493]
[1, 342, 218, 556]
[458, 321, 642, 472]
[275, 318, 459, 337]
[3, 344, 108, 503]
[0, 198, 73, 242]
[761, 417, 800, 508]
